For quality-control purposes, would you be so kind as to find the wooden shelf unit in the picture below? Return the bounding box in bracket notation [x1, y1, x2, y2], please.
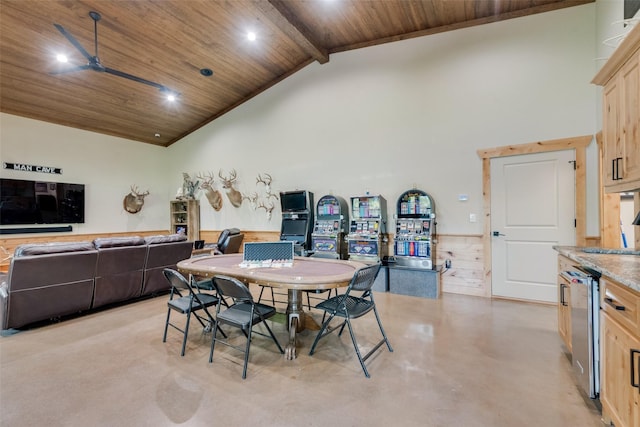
[170, 199, 200, 242]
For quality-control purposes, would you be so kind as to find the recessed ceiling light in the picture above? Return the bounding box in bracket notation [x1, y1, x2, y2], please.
[56, 54, 68, 63]
[160, 87, 178, 101]
[154, 133, 161, 138]
[200, 68, 213, 77]
[247, 32, 257, 41]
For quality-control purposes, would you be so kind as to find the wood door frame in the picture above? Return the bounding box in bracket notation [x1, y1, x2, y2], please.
[477, 135, 592, 298]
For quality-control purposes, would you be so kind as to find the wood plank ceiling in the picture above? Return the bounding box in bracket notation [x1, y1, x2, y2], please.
[0, 0, 593, 147]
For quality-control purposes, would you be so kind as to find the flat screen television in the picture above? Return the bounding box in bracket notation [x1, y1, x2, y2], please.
[0, 178, 85, 225]
[280, 190, 313, 212]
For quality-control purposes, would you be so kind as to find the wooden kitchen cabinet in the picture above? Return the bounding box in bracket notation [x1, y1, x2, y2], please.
[602, 77, 622, 186]
[557, 255, 572, 352]
[600, 276, 640, 427]
[170, 199, 200, 242]
[593, 25, 640, 192]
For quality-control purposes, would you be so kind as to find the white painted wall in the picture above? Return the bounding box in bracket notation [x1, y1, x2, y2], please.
[169, 4, 599, 234]
[1, 2, 625, 239]
[0, 114, 169, 234]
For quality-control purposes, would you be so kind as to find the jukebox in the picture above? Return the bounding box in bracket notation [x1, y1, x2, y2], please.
[346, 194, 387, 263]
[311, 194, 349, 259]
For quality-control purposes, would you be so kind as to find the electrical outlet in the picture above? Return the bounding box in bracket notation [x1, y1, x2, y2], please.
[469, 213, 477, 223]
[445, 259, 452, 269]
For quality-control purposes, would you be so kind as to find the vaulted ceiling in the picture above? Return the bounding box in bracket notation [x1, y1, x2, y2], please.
[0, 0, 593, 147]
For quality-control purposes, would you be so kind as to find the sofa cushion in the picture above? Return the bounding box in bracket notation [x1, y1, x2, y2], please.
[4, 249, 98, 329]
[13, 242, 94, 257]
[94, 236, 145, 249]
[144, 234, 188, 245]
[93, 243, 147, 308]
[141, 240, 193, 296]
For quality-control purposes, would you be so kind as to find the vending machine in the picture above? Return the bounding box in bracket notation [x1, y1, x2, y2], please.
[311, 195, 349, 259]
[346, 194, 387, 263]
[393, 189, 436, 269]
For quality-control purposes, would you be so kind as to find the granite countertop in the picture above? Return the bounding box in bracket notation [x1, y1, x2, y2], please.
[554, 246, 640, 293]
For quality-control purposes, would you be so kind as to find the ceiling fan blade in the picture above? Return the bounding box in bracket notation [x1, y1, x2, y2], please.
[53, 13, 174, 97]
[53, 23, 93, 61]
[103, 67, 167, 91]
[50, 64, 92, 75]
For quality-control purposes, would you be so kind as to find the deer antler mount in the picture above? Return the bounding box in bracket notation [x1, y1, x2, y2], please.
[123, 185, 149, 214]
[196, 171, 223, 211]
[219, 169, 243, 208]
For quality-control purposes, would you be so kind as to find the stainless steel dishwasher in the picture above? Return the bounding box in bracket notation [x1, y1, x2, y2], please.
[563, 266, 601, 400]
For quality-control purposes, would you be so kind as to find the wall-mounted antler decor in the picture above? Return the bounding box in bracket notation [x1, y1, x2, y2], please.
[252, 172, 278, 220]
[256, 173, 279, 202]
[242, 191, 259, 210]
[219, 169, 243, 208]
[257, 200, 275, 220]
[196, 171, 223, 211]
[123, 185, 149, 214]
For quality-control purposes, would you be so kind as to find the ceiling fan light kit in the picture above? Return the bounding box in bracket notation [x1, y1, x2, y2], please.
[53, 11, 177, 100]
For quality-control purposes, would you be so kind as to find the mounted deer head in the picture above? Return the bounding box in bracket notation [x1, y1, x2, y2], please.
[123, 185, 149, 214]
[219, 169, 243, 208]
[257, 200, 275, 220]
[196, 171, 223, 211]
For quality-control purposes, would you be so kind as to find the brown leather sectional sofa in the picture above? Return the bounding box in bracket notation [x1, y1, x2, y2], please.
[0, 234, 193, 333]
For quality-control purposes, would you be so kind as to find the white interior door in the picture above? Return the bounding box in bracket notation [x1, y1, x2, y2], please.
[491, 150, 576, 303]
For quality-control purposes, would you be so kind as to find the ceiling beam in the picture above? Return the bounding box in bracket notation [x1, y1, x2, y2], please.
[256, 0, 329, 64]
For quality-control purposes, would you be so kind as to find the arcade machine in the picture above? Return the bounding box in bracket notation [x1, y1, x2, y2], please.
[388, 189, 439, 298]
[346, 194, 387, 263]
[393, 189, 436, 269]
[311, 194, 349, 259]
[279, 190, 314, 256]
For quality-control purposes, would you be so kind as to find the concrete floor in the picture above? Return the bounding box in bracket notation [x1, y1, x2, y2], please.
[0, 290, 605, 427]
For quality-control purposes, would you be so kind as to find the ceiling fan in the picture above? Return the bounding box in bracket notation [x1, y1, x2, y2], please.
[52, 11, 175, 96]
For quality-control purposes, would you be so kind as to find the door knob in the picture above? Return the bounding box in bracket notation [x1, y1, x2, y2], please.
[492, 231, 505, 237]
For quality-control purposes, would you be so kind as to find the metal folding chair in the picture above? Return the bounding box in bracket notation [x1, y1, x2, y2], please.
[209, 275, 284, 379]
[308, 263, 393, 377]
[162, 268, 225, 356]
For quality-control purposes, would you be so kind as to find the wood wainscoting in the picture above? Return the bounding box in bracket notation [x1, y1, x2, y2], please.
[435, 234, 485, 297]
[235, 231, 487, 297]
[0, 230, 169, 271]
[1, 230, 601, 297]
[0, 229, 494, 298]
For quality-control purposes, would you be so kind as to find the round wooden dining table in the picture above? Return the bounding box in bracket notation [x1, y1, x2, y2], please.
[177, 253, 366, 359]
